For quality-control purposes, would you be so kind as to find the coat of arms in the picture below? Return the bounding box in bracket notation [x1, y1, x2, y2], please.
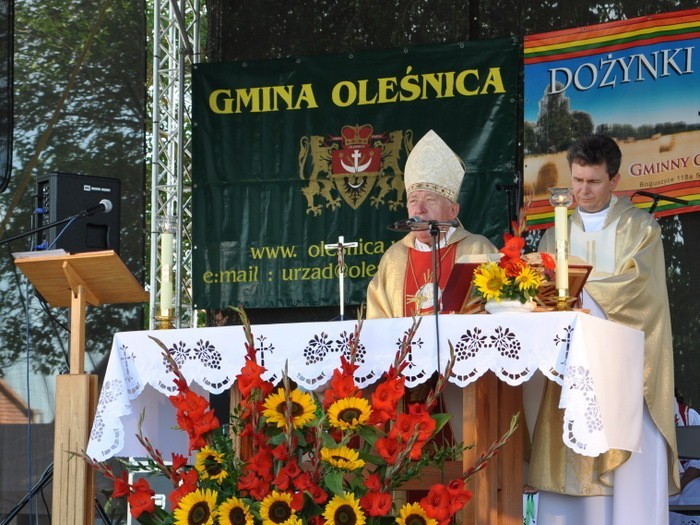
[298, 125, 413, 215]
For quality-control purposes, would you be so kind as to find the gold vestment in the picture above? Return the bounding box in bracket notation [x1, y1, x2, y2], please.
[366, 227, 497, 319]
[529, 197, 679, 495]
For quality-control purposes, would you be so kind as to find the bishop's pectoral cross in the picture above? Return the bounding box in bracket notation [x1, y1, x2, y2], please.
[324, 235, 359, 320]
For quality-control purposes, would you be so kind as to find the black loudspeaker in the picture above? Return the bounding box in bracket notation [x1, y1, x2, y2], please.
[34, 172, 120, 254]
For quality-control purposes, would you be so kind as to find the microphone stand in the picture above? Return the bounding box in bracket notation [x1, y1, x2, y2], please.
[0, 214, 76, 247]
[428, 221, 443, 372]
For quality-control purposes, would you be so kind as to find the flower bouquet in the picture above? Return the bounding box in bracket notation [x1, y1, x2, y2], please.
[81, 309, 518, 525]
[471, 204, 555, 309]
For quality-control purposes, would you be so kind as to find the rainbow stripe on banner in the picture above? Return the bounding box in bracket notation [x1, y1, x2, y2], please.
[523, 8, 700, 228]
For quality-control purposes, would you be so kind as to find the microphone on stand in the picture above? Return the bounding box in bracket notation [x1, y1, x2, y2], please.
[632, 191, 689, 213]
[388, 216, 422, 231]
[633, 190, 689, 205]
[74, 199, 113, 218]
[388, 217, 459, 232]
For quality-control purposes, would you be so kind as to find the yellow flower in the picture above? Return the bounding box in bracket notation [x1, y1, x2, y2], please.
[397, 502, 437, 525]
[320, 445, 365, 471]
[323, 493, 366, 525]
[262, 387, 316, 430]
[473, 262, 510, 301]
[195, 446, 228, 482]
[173, 488, 218, 525]
[515, 265, 542, 292]
[218, 496, 254, 525]
[260, 491, 301, 525]
[327, 397, 371, 430]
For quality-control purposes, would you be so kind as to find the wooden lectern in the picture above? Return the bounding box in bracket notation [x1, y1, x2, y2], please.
[14, 250, 148, 525]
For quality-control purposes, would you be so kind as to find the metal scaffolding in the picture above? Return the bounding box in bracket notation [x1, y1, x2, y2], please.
[149, 0, 201, 329]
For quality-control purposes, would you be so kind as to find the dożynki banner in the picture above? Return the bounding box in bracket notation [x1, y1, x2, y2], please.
[192, 38, 519, 309]
[524, 8, 700, 228]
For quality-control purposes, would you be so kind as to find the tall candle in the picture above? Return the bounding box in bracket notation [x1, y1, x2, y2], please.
[160, 231, 174, 315]
[554, 205, 568, 294]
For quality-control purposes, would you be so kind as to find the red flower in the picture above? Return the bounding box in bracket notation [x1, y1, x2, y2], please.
[364, 473, 382, 492]
[499, 233, 525, 260]
[447, 479, 473, 514]
[292, 471, 314, 491]
[308, 484, 328, 505]
[420, 484, 452, 522]
[540, 252, 555, 271]
[360, 491, 392, 516]
[171, 453, 187, 472]
[168, 469, 197, 509]
[127, 478, 156, 518]
[500, 256, 525, 278]
[236, 358, 268, 397]
[111, 470, 130, 498]
[323, 356, 360, 409]
[407, 404, 437, 441]
[291, 491, 305, 511]
[375, 437, 401, 465]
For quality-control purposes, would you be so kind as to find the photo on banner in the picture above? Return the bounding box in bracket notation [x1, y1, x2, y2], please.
[192, 38, 519, 309]
[524, 8, 700, 229]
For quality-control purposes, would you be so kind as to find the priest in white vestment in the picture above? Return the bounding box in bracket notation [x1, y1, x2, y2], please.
[528, 134, 679, 525]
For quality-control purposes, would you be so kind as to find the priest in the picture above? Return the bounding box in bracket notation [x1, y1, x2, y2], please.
[366, 129, 497, 319]
[529, 134, 678, 525]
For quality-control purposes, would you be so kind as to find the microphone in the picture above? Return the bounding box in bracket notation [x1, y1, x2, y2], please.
[634, 190, 689, 205]
[388, 216, 459, 232]
[75, 199, 113, 218]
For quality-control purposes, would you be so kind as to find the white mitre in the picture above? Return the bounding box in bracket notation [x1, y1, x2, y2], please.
[404, 129, 466, 202]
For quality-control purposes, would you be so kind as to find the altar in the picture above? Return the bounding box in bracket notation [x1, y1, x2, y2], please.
[87, 311, 644, 524]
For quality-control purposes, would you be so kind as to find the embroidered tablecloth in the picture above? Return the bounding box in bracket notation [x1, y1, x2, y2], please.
[86, 311, 644, 461]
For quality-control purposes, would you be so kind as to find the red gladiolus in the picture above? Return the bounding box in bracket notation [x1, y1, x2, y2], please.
[127, 478, 156, 518]
[323, 356, 360, 409]
[420, 484, 452, 523]
[360, 491, 392, 516]
[171, 453, 187, 472]
[308, 484, 328, 505]
[246, 447, 274, 479]
[292, 471, 313, 491]
[168, 469, 197, 509]
[112, 470, 130, 498]
[500, 233, 525, 260]
[375, 437, 401, 465]
[447, 479, 473, 514]
[291, 491, 305, 511]
[249, 479, 271, 501]
[271, 443, 291, 461]
[407, 404, 437, 441]
[236, 359, 268, 397]
[364, 473, 381, 492]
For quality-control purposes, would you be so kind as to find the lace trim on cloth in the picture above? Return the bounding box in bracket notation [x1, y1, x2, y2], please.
[86, 312, 644, 462]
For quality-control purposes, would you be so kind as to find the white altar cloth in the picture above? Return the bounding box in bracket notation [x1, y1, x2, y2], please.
[86, 312, 644, 462]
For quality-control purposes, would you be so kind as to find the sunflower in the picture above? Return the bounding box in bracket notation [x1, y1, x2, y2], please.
[320, 445, 365, 471]
[323, 493, 366, 525]
[327, 397, 372, 430]
[515, 265, 542, 293]
[218, 496, 254, 525]
[195, 446, 228, 482]
[473, 262, 510, 301]
[173, 488, 218, 525]
[262, 387, 316, 430]
[396, 502, 437, 525]
[260, 491, 302, 525]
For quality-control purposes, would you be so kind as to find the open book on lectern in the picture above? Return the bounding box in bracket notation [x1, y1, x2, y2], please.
[441, 253, 501, 314]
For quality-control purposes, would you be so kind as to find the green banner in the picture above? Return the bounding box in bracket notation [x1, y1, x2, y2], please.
[192, 38, 519, 309]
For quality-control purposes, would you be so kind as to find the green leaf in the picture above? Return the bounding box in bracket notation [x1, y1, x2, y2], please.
[323, 470, 345, 496]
